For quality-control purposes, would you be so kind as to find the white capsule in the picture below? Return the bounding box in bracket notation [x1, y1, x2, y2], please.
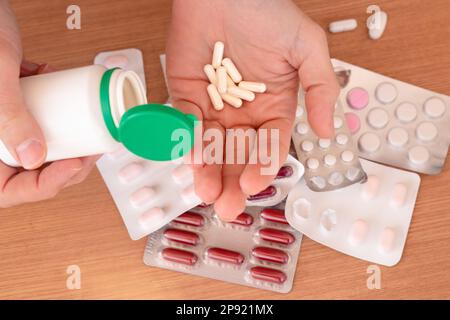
[367, 10, 388, 40]
[329, 19, 358, 33]
[221, 93, 243, 108]
[238, 81, 266, 93]
[227, 86, 255, 102]
[212, 41, 224, 68]
[222, 58, 243, 83]
[203, 64, 216, 85]
[207, 84, 224, 111]
[216, 66, 228, 94]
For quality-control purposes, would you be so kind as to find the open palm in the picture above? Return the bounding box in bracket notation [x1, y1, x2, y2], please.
[167, 0, 339, 220]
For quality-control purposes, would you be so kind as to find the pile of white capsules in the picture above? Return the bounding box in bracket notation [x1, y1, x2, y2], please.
[204, 41, 266, 110]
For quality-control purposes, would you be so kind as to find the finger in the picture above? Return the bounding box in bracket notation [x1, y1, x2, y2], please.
[239, 117, 292, 196]
[0, 54, 47, 169]
[294, 24, 340, 138]
[64, 155, 101, 187]
[0, 158, 83, 208]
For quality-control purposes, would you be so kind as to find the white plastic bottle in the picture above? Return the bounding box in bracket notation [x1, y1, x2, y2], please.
[0, 65, 147, 166]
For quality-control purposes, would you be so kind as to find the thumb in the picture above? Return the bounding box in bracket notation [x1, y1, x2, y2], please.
[0, 56, 47, 169]
[295, 25, 340, 138]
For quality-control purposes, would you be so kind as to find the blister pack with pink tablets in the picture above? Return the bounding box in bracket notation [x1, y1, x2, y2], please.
[94, 48, 147, 93]
[333, 58, 450, 175]
[285, 159, 420, 266]
[97, 148, 201, 240]
[144, 201, 302, 293]
[292, 92, 367, 191]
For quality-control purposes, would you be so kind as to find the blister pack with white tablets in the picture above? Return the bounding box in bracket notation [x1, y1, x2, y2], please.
[97, 147, 201, 240]
[285, 159, 420, 266]
[94, 48, 147, 93]
[332, 58, 450, 175]
[245, 155, 304, 207]
[144, 201, 302, 293]
[292, 92, 367, 191]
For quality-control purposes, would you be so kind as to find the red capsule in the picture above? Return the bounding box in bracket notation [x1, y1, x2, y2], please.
[173, 212, 205, 227]
[163, 229, 200, 246]
[252, 247, 289, 264]
[247, 186, 277, 201]
[207, 247, 245, 265]
[230, 213, 254, 226]
[259, 228, 295, 245]
[275, 166, 293, 179]
[260, 208, 288, 225]
[250, 266, 287, 284]
[162, 248, 198, 265]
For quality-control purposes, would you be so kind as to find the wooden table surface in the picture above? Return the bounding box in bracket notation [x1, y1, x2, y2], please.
[1, 0, 449, 299]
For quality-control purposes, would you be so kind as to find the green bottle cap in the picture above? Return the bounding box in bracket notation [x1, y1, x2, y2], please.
[100, 68, 197, 161]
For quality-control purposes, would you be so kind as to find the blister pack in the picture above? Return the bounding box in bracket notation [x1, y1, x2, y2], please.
[333, 58, 450, 175]
[285, 159, 420, 266]
[94, 48, 147, 93]
[292, 92, 367, 192]
[144, 201, 303, 293]
[97, 147, 201, 240]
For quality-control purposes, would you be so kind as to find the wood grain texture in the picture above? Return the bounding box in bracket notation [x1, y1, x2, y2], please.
[1, 0, 449, 299]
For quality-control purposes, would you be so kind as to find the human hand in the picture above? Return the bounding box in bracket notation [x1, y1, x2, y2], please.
[0, 1, 98, 208]
[167, 0, 339, 220]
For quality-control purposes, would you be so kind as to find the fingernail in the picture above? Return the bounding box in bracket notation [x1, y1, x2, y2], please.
[16, 139, 45, 169]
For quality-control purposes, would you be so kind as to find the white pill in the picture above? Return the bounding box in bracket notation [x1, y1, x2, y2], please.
[358, 132, 381, 153]
[424, 97, 446, 118]
[216, 66, 228, 94]
[367, 108, 389, 129]
[376, 82, 397, 104]
[388, 127, 409, 147]
[227, 86, 255, 102]
[396, 102, 417, 122]
[334, 116, 343, 129]
[310, 176, 326, 189]
[362, 175, 380, 199]
[341, 150, 354, 162]
[221, 93, 243, 108]
[238, 81, 266, 93]
[207, 84, 224, 110]
[346, 167, 362, 181]
[416, 122, 438, 142]
[301, 140, 314, 152]
[408, 146, 430, 164]
[203, 64, 217, 85]
[328, 172, 344, 186]
[324, 154, 337, 166]
[367, 10, 388, 40]
[296, 122, 309, 135]
[293, 198, 311, 219]
[318, 138, 331, 149]
[391, 183, 408, 207]
[306, 158, 319, 170]
[130, 187, 155, 208]
[172, 164, 193, 183]
[212, 41, 224, 68]
[118, 162, 144, 183]
[348, 219, 369, 246]
[336, 133, 349, 145]
[379, 227, 396, 253]
[329, 19, 358, 33]
[139, 207, 165, 227]
[296, 107, 304, 117]
[320, 209, 337, 232]
[222, 57, 242, 83]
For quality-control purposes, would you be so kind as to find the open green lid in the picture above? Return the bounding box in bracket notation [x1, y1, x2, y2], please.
[100, 68, 198, 161]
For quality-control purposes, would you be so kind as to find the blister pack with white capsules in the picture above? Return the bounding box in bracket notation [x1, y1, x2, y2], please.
[333, 58, 450, 174]
[97, 147, 201, 240]
[144, 201, 303, 293]
[285, 159, 420, 266]
[94, 48, 147, 93]
[292, 92, 367, 192]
